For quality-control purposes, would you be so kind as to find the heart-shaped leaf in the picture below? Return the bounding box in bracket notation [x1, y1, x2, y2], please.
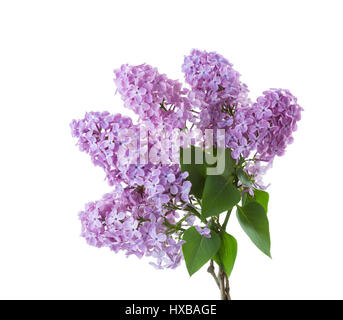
[243, 189, 269, 214]
[182, 227, 221, 276]
[180, 146, 207, 199]
[202, 175, 241, 218]
[213, 232, 237, 278]
[236, 201, 271, 257]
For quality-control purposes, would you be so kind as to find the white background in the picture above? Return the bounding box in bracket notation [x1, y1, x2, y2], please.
[0, 0, 342, 300]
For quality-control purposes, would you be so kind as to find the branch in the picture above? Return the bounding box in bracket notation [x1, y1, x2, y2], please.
[219, 269, 231, 300]
[207, 260, 220, 289]
[224, 272, 231, 300]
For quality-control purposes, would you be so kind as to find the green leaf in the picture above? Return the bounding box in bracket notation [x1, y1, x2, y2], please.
[202, 175, 241, 218]
[223, 148, 236, 179]
[236, 201, 271, 257]
[182, 227, 221, 276]
[213, 232, 237, 278]
[180, 147, 237, 199]
[237, 168, 253, 188]
[252, 189, 269, 213]
[243, 189, 269, 214]
[242, 192, 248, 206]
[205, 148, 236, 179]
[180, 146, 207, 199]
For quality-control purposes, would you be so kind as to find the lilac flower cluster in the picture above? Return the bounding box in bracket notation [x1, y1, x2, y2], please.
[71, 112, 193, 268]
[182, 49, 249, 131]
[70, 111, 135, 186]
[223, 89, 302, 188]
[250, 89, 302, 161]
[70, 111, 191, 203]
[79, 188, 184, 269]
[114, 64, 193, 130]
[223, 88, 302, 161]
[71, 49, 302, 269]
[182, 50, 302, 187]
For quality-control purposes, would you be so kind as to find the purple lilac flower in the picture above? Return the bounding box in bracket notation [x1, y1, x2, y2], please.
[251, 89, 302, 161]
[70, 112, 193, 269]
[79, 188, 185, 269]
[70, 111, 136, 186]
[182, 49, 250, 131]
[114, 64, 193, 130]
[181, 56, 302, 187]
[70, 112, 191, 211]
[72, 49, 302, 269]
[195, 225, 211, 238]
[240, 89, 302, 187]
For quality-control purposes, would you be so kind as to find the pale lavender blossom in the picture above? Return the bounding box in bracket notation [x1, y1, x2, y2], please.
[182, 49, 250, 132]
[195, 225, 211, 238]
[78, 188, 185, 269]
[114, 64, 193, 130]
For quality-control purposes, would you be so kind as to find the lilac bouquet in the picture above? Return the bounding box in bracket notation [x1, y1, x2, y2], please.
[70, 49, 302, 299]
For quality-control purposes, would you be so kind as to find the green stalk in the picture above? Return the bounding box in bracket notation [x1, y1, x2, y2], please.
[221, 208, 232, 231]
